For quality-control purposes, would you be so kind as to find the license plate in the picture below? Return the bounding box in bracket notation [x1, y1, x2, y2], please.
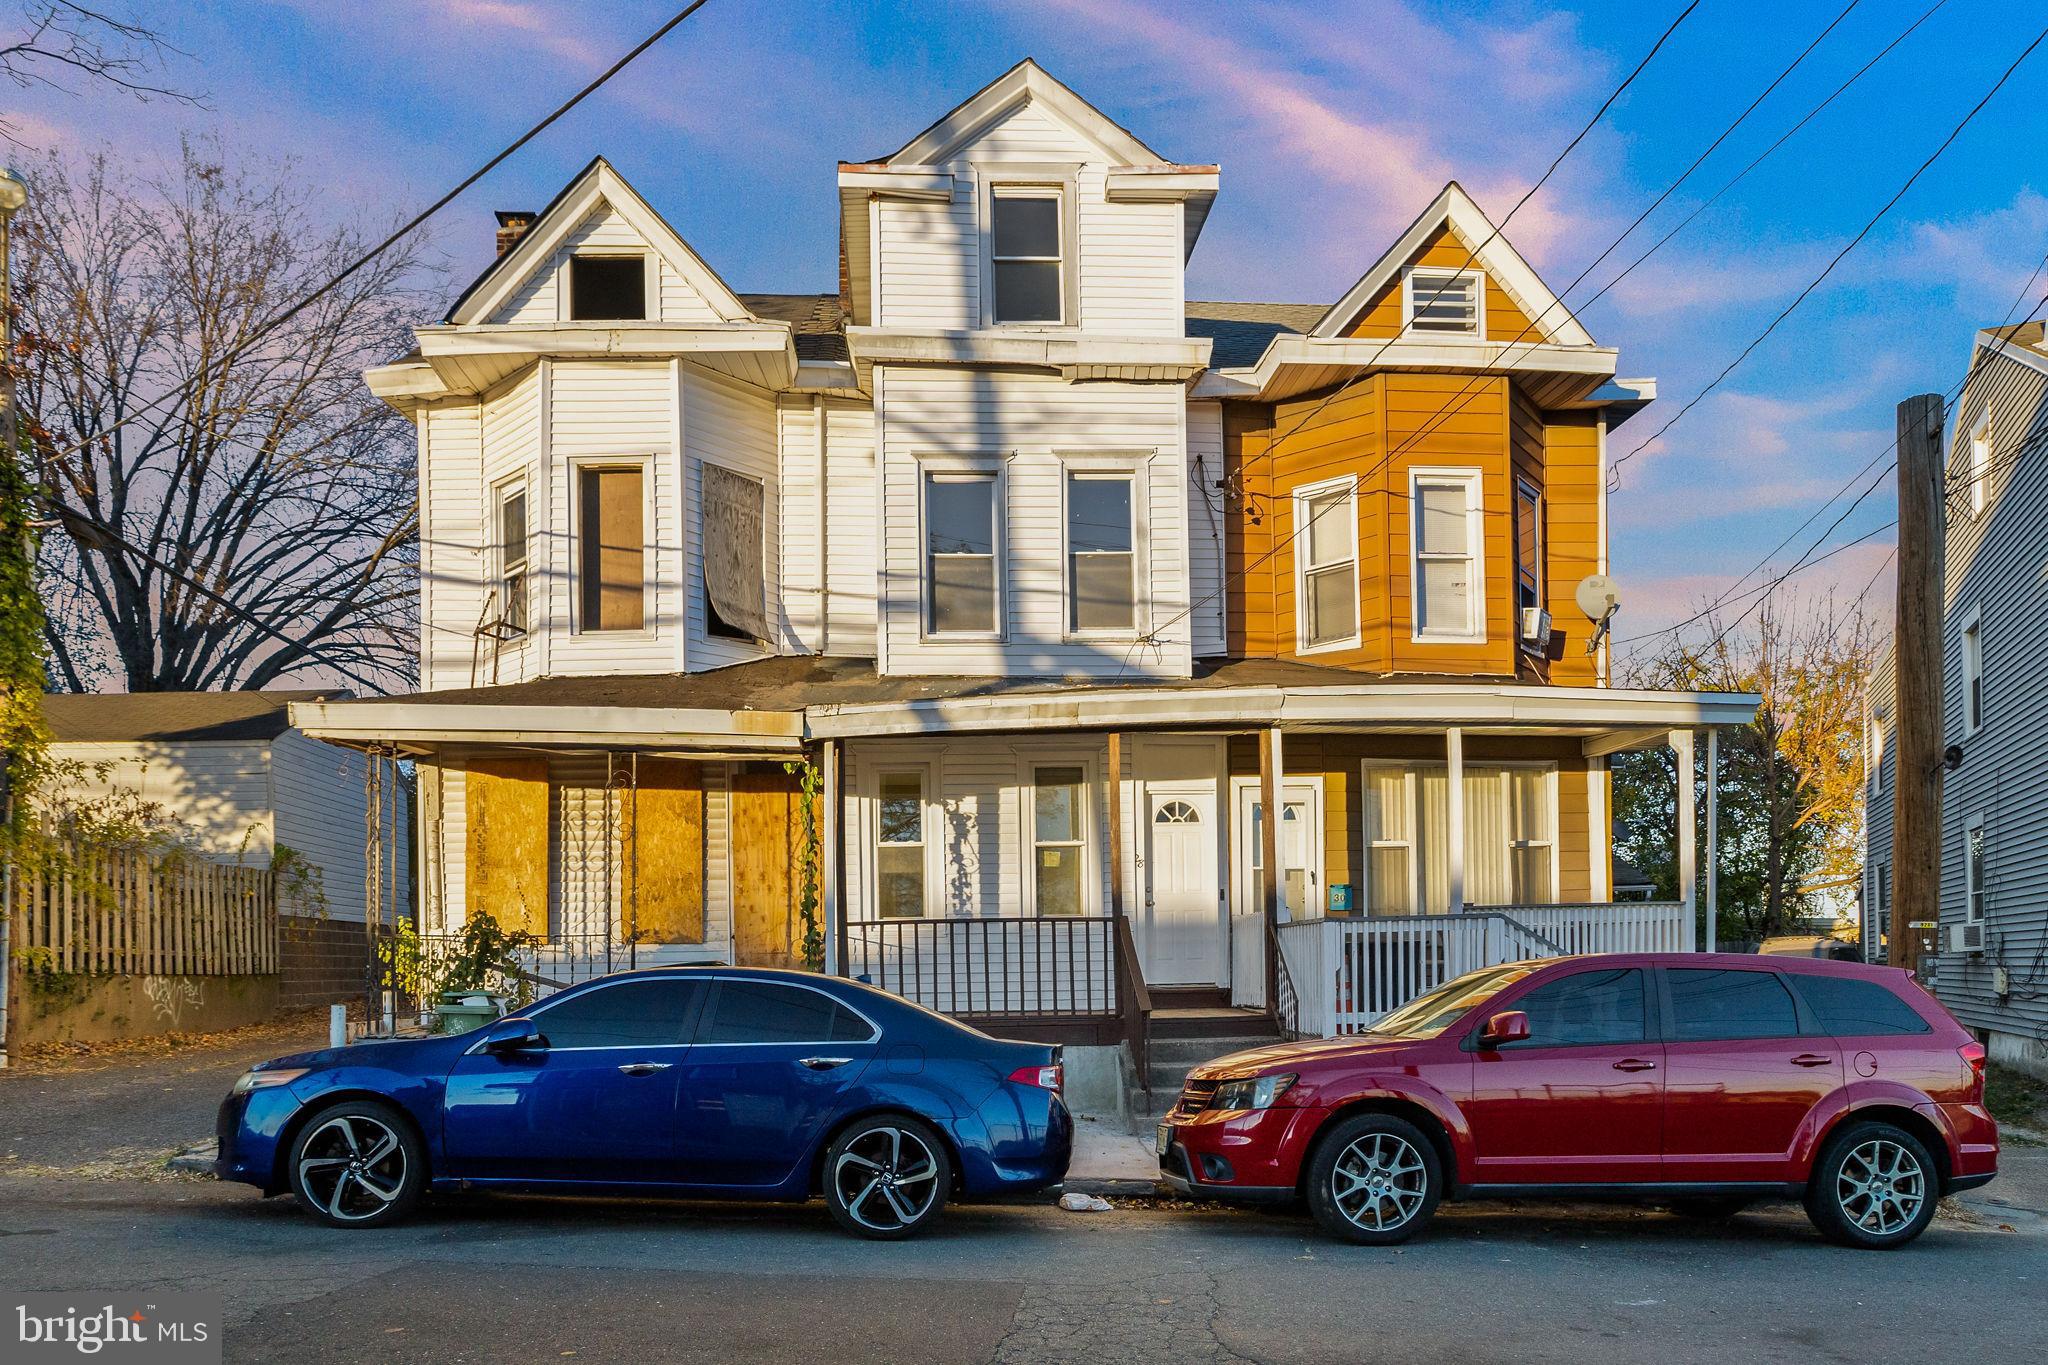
[1155, 1123, 1171, 1157]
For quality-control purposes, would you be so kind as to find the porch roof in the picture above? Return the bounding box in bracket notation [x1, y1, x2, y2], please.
[290, 657, 1757, 755]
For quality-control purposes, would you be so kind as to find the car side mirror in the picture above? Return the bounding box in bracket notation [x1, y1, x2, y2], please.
[1481, 1011, 1530, 1048]
[480, 1017, 547, 1054]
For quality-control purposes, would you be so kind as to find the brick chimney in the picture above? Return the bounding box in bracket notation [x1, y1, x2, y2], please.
[495, 210, 539, 258]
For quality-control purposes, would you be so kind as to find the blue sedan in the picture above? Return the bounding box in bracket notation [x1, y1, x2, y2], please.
[215, 967, 1073, 1238]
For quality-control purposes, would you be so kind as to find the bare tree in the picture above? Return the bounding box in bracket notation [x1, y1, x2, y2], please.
[1, 2, 201, 142]
[12, 142, 428, 692]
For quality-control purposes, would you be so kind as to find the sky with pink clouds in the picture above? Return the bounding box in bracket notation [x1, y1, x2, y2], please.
[10, 0, 2047, 659]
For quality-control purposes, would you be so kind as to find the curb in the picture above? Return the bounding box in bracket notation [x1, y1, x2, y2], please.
[1061, 1176, 1166, 1198]
[166, 1140, 218, 1176]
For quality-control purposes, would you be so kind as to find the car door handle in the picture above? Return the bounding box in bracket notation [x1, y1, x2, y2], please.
[798, 1056, 853, 1071]
[617, 1062, 673, 1076]
[1612, 1059, 1657, 1073]
[1791, 1054, 1834, 1068]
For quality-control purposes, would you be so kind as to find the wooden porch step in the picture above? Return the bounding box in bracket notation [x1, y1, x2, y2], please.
[1149, 1006, 1280, 1040]
[1147, 985, 1233, 1012]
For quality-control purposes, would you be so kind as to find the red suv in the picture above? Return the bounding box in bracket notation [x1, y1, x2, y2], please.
[1157, 954, 1996, 1248]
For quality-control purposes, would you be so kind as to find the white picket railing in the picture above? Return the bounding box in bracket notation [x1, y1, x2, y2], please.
[1478, 902, 1693, 954]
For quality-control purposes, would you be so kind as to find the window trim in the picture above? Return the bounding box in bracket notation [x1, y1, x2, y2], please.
[1409, 467, 1486, 644]
[1968, 407, 1992, 517]
[562, 249, 654, 323]
[1059, 457, 1145, 640]
[492, 474, 531, 636]
[569, 455, 656, 637]
[1401, 264, 1485, 337]
[1019, 751, 1101, 918]
[919, 458, 1007, 641]
[985, 181, 1072, 328]
[868, 762, 938, 921]
[1293, 474, 1362, 655]
[1959, 604, 1983, 736]
[1965, 814, 1986, 925]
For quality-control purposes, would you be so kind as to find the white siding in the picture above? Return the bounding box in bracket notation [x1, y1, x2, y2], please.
[420, 402, 485, 691]
[1075, 163, 1183, 336]
[46, 740, 272, 862]
[875, 366, 1191, 677]
[271, 729, 412, 924]
[476, 366, 545, 683]
[1186, 400, 1227, 655]
[683, 365, 784, 667]
[874, 193, 979, 330]
[779, 396, 878, 656]
[495, 201, 725, 326]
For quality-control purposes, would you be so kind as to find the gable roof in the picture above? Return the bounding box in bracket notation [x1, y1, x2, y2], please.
[1313, 182, 1594, 349]
[43, 690, 346, 744]
[874, 57, 1165, 167]
[444, 157, 751, 327]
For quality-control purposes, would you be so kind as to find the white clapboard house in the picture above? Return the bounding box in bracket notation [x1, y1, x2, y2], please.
[295, 61, 1755, 1110]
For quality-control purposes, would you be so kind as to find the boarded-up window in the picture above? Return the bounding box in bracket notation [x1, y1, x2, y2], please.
[569, 254, 646, 320]
[579, 466, 644, 631]
[701, 462, 768, 641]
[465, 756, 551, 937]
[626, 759, 705, 944]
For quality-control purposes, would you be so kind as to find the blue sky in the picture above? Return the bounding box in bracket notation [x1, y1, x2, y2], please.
[13, 0, 2048, 648]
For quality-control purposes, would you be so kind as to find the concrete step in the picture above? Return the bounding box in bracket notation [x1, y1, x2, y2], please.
[1147, 1033, 1280, 1067]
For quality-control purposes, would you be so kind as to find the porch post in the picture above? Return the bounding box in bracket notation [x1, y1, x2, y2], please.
[1107, 732, 1125, 918]
[1446, 727, 1465, 913]
[1672, 729, 1697, 948]
[1260, 726, 1281, 1009]
[823, 739, 845, 976]
[1704, 727, 1719, 953]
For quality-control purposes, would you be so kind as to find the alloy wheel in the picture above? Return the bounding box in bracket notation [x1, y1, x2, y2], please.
[832, 1125, 942, 1233]
[1330, 1131, 1428, 1233]
[1835, 1137, 1926, 1237]
[296, 1113, 409, 1223]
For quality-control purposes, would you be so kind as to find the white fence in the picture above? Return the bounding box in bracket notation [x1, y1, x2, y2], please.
[1253, 902, 1690, 1037]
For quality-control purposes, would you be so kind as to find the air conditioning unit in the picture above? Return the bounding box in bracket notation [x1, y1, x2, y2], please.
[1519, 607, 1552, 645]
[1949, 921, 1985, 954]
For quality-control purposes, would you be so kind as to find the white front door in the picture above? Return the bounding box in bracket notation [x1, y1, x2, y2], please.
[1143, 787, 1221, 985]
[1233, 779, 1325, 920]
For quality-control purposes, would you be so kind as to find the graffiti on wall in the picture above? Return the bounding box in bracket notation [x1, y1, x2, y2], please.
[144, 977, 206, 1027]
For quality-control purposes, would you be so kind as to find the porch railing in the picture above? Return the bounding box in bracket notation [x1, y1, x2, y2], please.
[1472, 902, 1693, 954]
[843, 916, 1119, 1018]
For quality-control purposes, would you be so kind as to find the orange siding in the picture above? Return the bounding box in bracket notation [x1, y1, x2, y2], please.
[1342, 226, 1542, 342]
[1543, 410, 1604, 683]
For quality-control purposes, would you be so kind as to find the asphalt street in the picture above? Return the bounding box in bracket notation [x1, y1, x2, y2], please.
[2, 1025, 2045, 1364]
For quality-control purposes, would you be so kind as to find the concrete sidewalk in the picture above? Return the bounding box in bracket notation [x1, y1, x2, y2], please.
[1063, 1114, 1162, 1195]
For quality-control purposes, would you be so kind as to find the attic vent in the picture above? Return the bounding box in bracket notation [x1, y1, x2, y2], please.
[1404, 266, 1482, 335]
[570, 255, 647, 321]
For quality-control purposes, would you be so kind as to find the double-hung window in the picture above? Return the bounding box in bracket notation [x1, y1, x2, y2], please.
[494, 479, 529, 634]
[1032, 765, 1089, 916]
[876, 771, 928, 919]
[1296, 479, 1359, 650]
[991, 189, 1063, 324]
[1412, 470, 1482, 641]
[1966, 818, 1987, 924]
[1514, 478, 1544, 620]
[1961, 608, 1983, 735]
[578, 464, 645, 632]
[1403, 266, 1483, 335]
[925, 471, 1000, 634]
[1068, 472, 1136, 632]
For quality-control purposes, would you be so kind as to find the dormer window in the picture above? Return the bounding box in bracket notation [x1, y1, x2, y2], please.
[991, 189, 1063, 324]
[1403, 266, 1483, 335]
[569, 254, 647, 321]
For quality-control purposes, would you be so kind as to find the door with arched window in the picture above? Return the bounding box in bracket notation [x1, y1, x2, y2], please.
[1144, 788, 1221, 984]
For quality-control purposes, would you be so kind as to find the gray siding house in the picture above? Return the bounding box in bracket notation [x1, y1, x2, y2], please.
[1868, 322, 2048, 1075]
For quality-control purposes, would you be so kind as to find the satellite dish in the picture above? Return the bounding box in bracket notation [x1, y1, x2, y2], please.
[1575, 574, 1621, 622]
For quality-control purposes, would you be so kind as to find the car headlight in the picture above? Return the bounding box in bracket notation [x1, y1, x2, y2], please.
[1210, 1073, 1297, 1111]
[231, 1067, 308, 1096]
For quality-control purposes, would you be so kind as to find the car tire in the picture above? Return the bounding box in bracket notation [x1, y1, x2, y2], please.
[1668, 1195, 1752, 1221]
[286, 1099, 424, 1229]
[823, 1114, 953, 1240]
[1804, 1120, 1939, 1250]
[1305, 1113, 1443, 1246]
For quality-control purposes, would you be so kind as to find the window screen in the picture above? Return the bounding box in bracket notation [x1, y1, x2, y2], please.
[992, 192, 1061, 323]
[698, 981, 873, 1044]
[569, 255, 646, 320]
[1498, 968, 1645, 1048]
[532, 979, 702, 1048]
[579, 466, 644, 631]
[1069, 473, 1134, 631]
[1668, 969, 1801, 1042]
[1790, 975, 1931, 1036]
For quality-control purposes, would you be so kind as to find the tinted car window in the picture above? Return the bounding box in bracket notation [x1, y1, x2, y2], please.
[532, 979, 702, 1048]
[1668, 969, 1800, 1042]
[699, 981, 874, 1044]
[1501, 968, 1646, 1048]
[1368, 964, 1536, 1040]
[1791, 975, 1932, 1036]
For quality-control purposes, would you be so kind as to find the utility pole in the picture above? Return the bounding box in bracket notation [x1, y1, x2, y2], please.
[1890, 393, 1945, 977]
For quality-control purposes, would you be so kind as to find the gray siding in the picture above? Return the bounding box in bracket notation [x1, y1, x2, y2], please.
[270, 729, 413, 924]
[1862, 649, 1894, 964]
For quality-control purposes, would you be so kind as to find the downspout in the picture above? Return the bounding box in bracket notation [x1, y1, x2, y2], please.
[814, 394, 829, 654]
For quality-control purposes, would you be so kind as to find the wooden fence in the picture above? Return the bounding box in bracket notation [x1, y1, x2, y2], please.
[9, 839, 278, 977]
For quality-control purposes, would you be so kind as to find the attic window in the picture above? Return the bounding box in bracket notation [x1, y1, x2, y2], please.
[569, 255, 647, 321]
[1404, 266, 1482, 335]
[991, 189, 1062, 324]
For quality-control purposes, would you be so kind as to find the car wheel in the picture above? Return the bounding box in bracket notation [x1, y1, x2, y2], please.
[287, 1100, 424, 1229]
[1804, 1121, 1938, 1250]
[1668, 1195, 1752, 1221]
[1305, 1113, 1443, 1245]
[824, 1115, 952, 1240]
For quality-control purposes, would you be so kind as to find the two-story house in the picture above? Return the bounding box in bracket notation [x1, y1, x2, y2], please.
[1865, 321, 2048, 1079]
[295, 61, 1755, 1108]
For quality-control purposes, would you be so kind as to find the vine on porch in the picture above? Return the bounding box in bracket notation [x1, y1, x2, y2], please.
[783, 755, 825, 972]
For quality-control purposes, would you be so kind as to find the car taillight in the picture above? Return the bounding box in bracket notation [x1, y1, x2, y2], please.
[1960, 1041, 1987, 1094]
[1008, 1063, 1063, 1093]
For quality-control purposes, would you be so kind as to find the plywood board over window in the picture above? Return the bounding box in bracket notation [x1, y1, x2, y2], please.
[731, 764, 801, 968]
[625, 758, 706, 944]
[465, 756, 551, 937]
[580, 466, 645, 631]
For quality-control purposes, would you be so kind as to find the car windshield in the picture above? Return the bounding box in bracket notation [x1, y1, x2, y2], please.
[1366, 964, 1535, 1040]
